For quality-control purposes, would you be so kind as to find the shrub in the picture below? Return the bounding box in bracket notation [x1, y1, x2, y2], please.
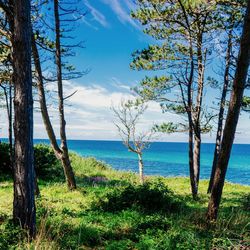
[34, 144, 62, 180]
[0, 143, 11, 175]
[96, 180, 184, 213]
[0, 220, 24, 249]
[242, 193, 250, 211]
[0, 143, 62, 180]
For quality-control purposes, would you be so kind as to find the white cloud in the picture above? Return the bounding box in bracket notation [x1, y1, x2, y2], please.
[124, 0, 136, 10]
[110, 77, 133, 91]
[35, 80, 170, 140]
[83, 0, 109, 28]
[0, 79, 249, 143]
[101, 0, 140, 29]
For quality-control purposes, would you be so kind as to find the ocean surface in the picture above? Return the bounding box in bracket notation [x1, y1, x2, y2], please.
[31, 139, 250, 186]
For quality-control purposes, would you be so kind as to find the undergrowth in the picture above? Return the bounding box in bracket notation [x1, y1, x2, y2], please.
[0, 144, 249, 249]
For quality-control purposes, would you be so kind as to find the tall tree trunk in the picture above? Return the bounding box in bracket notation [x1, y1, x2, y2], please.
[192, 32, 205, 198]
[31, 33, 76, 189]
[207, 1, 250, 221]
[188, 125, 196, 198]
[186, 58, 196, 199]
[208, 32, 232, 194]
[193, 133, 201, 198]
[138, 153, 144, 184]
[54, 0, 76, 189]
[12, 0, 36, 237]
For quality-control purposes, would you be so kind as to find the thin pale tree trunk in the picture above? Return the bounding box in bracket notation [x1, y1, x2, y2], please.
[138, 153, 144, 184]
[208, 32, 232, 194]
[188, 121, 196, 198]
[207, 1, 250, 221]
[193, 133, 201, 198]
[12, 0, 36, 237]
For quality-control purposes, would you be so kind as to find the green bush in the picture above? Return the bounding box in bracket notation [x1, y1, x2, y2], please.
[96, 180, 184, 213]
[0, 220, 24, 249]
[0, 143, 11, 175]
[0, 143, 62, 180]
[34, 144, 62, 180]
[242, 193, 250, 211]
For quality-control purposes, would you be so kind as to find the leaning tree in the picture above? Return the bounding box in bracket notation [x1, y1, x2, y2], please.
[30, 0, 85, 189]
[207, 0, 250, 221]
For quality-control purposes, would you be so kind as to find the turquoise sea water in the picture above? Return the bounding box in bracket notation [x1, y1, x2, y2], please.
[32, 139, 250, 186]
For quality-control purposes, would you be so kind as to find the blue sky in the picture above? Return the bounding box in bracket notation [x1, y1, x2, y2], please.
[74, 0, 151, 87]
[0, 0, 249, 143]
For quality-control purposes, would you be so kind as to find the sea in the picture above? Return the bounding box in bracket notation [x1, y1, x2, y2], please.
[29, 139, 250, 186]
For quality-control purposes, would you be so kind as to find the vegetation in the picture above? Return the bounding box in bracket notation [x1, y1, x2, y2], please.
[131, 0, 220, 198]
[207, 0, 250, 221]
[0, 0, 249, 243]
[112, 100, 155, 184]
[0, 145, 249, 249]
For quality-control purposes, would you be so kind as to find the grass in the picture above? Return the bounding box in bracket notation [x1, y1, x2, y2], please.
[0, 152, 250, 249]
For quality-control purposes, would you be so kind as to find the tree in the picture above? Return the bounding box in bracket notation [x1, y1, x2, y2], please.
[27, 0, 85, 190]
[207, 1, 246, 193]
[52, 0, 76, 189]
[0, 8, 13, 166]
[11, 0, 36, 236]
[208, 32, 233, 193]
[0, 1, 41, 197]
[131, 0, 217, 198]
[207, 0, 250, 221]
[31, 30, 78, 189]
[112, 100, 154, 184]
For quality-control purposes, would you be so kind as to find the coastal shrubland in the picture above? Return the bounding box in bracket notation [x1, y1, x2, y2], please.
[0, 144, 249, 249]
[0, 0, 250, 237]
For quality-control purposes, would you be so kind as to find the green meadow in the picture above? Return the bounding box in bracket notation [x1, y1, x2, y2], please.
[0, 145, 249, 249]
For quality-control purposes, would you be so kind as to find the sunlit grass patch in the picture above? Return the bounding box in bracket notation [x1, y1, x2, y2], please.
[0, 151, 249, 249]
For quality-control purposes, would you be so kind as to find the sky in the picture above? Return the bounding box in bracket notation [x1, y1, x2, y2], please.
[0, 0, 249, 143]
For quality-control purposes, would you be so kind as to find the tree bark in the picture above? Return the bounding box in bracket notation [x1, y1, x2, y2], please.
[208, 32, 232, 194]
[207, 1, 250, 221]
[138, 153, 144, 184]
[192, 133, 201, 198]
[188, 120, 196, 198]
[53, 0, 76, 189]
[12, 0, 36, 237]
[185, 39, 196, 199]
[191, 32, 205, 199]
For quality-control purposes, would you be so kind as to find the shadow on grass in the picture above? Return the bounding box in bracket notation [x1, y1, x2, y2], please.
[75, 175, 130, 188]
[0, 174, 13, 183]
